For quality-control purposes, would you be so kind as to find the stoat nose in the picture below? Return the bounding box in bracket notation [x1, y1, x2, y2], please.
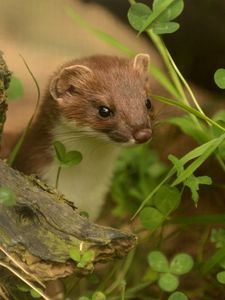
[133, 128, 152, 144]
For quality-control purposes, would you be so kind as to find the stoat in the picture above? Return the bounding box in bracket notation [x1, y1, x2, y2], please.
[13, 54, 154, 220]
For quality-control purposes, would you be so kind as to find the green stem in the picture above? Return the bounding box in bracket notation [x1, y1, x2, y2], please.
[131, 167, 176, 220]
[166, 49, 205, 115]
[148, 30, 186, 101]
[197, 226, 210, 263]
[148, 31, 202, 129]
[55, 166, 61, 189]
[7, 55, 41, 166]
[153, 94, 225, 132]
[105, 250, 135, 295]
[121, 281, 126, 300]
[216, 155, 225, 172]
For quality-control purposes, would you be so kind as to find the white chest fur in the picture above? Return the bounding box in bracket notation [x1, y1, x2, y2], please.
[41, 120, 120, 220]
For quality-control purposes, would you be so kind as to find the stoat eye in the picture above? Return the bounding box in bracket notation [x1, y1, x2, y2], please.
[98, 106, 112, 118]
[145, 98, 152, 110]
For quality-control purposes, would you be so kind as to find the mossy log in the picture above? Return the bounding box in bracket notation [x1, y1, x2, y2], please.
[0, 159, 136, 281]
[0, 51, 11, 151]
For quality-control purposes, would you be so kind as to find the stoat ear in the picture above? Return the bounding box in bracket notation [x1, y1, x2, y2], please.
[50, 65, 92, 101]
[133, 53, 150, 77]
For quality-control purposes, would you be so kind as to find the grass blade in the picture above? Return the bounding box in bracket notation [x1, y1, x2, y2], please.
[152, 94, 225, 132]
[65, 6, 135, 56]
[172, 134, 225, 186]
[7, 55, 41, 166]
[202, 247, 225, 274]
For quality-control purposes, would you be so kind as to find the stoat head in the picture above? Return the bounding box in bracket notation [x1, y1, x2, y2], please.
[49, 54, 154, 145]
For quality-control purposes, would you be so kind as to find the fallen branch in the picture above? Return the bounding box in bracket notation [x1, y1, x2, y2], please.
[0, 159, 136, 281]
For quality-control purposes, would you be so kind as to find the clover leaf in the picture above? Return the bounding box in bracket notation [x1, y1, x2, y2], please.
[128, 0, 184, 35]
[168, 291, 188, 300]
[170, 253, 194, 275]
[214, 68, 225, 89]
[158, 273, 179, 292]
[148, 251, 169, 273]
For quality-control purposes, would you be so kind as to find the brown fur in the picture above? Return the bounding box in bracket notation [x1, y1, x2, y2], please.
[13, 54, 154, 174]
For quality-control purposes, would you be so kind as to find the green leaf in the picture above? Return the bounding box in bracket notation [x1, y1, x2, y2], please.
[79, 297, 90, 300]
[78, 250, 95, 268]
[53, 140, 83, 167]
[220, 258, 225, 269]
[53, 141, 66, 162]
[170, 253, 194, 275]
[148, 251, 169, 272]
[210, 119, 225, 159]
[152, 22, 180, 35]
[168, 116, 209, 144]
[0, 187, 16, 207]
[30, 289, 42, 298]
[127, 3, 152, 31]
[168, 291, 188, 300]
[150, 64, 180, 98]
[140, 207, 165, 230]
[184, 175, 212, 204]
[158, 273, 179, 292]
[202, 247, 225, 274]
[172, 134, 225, 186]
[62, 150, 83, 167]
[168, 155, 184, 176]
[132, 133, 225, 220]
[7, 76, 24, 101]
[217, 271, 225, 284]
[152, 94, 225, 132]
[92, 291, 106, 300]
[138, 0, 177, 34]
[211, 228, 225, 248]
[128, 0, 183, 35]
[197, 176, 212, 185]
[16, 284, 30, 292]
[214, 68, 225, 89]
[153, 0, 184, 22]
[211, 120, 225, 138]
[153, 185, 181, 215]
[213, 110, 225, 123]
[69, 247, 81, 262]
[80, 211, 90, 219]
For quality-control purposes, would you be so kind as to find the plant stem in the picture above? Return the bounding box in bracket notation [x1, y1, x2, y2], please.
[148, 30, 186, 101]
[216, 155, 225, 172]
[7, 55, 41, 166]
[197, 226, 210, 263]
[148, 31, 202, 129]
[121, 281, 126, 300]
[0, 262, 50, 300]
[131, 167, 176, 220]
[105, 249, 135, 295]
[166, 50, 205, 115]
[56, 166, 62, 189]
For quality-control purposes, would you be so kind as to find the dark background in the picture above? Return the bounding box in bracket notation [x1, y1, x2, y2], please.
[81, 0, 225, 95]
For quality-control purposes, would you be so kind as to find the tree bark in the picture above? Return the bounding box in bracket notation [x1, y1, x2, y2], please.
[0, 159, 136, 281]
[0, 51, 11, 151]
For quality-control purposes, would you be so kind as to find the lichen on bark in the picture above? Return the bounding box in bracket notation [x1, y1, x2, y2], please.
[0, 51, 11, 150]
